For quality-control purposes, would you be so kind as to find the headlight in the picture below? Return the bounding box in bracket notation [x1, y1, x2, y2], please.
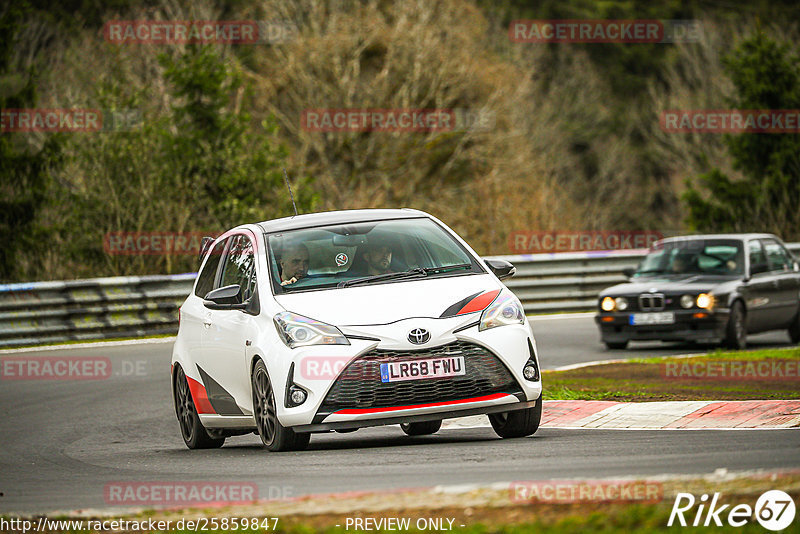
[680, 294, 694, 309]
[696, 293, 714, 310]
[479, 291, 525, 331]
[601, 297, 616, 312]
[614, 297, 628, 311]
[273, 312, 350, 349]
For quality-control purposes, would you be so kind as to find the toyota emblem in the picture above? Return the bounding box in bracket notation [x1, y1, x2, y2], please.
[407, 328, 431, 345]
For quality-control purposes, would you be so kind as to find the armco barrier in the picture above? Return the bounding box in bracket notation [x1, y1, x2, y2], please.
[0, 245, 797, 348]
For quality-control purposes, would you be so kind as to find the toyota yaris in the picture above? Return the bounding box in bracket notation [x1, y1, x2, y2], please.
[172, 209, 543, 451]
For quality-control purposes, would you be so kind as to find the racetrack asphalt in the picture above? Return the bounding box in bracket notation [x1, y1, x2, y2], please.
[0, 314, 797, 514]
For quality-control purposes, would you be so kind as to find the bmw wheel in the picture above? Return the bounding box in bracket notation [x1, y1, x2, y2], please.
[489, 397, 542, 438]
[173, 366, 225, 449]
[724, 301, 747, 350]
[789, 311, 800, 344]
[251, 360, 310, 452]
[400, 420, 442, 436]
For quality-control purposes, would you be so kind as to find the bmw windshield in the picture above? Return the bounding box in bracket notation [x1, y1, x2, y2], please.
[267, 218, 484, 293]
[633, 239, 744, 277]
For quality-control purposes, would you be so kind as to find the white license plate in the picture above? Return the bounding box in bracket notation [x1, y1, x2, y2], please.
[629, 312, 675, 325]
[380, 356, 465, 383]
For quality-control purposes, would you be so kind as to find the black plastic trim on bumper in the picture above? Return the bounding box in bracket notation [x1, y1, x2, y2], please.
[293, 394, 535, 433]
[595, 311, 729, 343]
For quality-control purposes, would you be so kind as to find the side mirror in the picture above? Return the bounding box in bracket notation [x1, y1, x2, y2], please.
[750, 262, 769, 276]
[622, 267, 636, 278]
[203, 284, 246, 310]
[484, 258, 516, 280]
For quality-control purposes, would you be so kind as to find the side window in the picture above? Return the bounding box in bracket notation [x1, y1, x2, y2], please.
[219, 235, 257, 302]
[748, 240, 767, 275]
[194, 238, 227, 297]
[763, 240, 793, 272]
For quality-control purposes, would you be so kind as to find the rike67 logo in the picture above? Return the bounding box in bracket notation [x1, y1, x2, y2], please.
[668, 490, 796, 531]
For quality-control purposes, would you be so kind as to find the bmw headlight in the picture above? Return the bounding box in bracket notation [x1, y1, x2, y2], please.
[680, 294, 694, 309]
[614, 297, 628, 311]
[696, 293, 714, 310]
[479, 291, 525, 331]
[601, 296, 616, 312]
[273, 312, 350, 349]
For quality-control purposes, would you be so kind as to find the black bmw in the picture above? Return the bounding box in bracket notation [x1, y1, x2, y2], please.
[595, 234, 800, 350]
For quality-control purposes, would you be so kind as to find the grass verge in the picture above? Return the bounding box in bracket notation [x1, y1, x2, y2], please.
[542, 347, 800, 401]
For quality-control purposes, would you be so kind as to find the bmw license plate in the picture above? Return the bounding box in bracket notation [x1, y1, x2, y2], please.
[380, 356, 466, 383]
[629, 312, 675, 325]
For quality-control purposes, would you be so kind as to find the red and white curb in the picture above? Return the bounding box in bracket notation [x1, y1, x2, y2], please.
[442, 400, 800, 430]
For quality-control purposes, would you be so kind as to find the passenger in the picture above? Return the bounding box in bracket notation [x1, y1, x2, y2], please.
[279, 242, 309, 285]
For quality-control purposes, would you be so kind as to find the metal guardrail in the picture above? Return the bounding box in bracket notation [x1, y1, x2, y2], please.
[1, 244, 798, 348]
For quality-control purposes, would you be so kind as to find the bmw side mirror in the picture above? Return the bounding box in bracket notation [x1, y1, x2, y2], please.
[203, 284, 247, 310]
[622, 267, 635, 278]
[751, 262, 769, 276]
[484, 258, 516, 280]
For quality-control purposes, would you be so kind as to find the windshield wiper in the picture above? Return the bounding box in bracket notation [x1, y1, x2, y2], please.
[337, 264, 472, 288]
[338, 268, 428, 288]
[419, 263, 472, 275]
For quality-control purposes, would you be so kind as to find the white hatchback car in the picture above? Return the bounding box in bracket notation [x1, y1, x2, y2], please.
[172, 209, 543, 451]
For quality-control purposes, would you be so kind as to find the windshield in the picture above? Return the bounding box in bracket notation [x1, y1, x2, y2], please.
[633, 239, 744, 277]
[267, 218, 482, 293]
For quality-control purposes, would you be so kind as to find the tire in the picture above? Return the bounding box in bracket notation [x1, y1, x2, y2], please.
[251, 360, 310, 452]
[173, 366, 225, 449]
[400, 420, 442, 436]
[604, 341, 628, 350]
[789, 311, 800, 344]
[724, 300, 747, 350]
[489, 398, 542, 439]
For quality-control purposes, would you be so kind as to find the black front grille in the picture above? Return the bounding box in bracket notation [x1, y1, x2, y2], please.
[317, 341, 521, 414]
[638, 293, 665, 311]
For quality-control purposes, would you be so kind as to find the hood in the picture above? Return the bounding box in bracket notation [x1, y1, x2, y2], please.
[601, 274, 738, 296]
[274, 274, 502, 326]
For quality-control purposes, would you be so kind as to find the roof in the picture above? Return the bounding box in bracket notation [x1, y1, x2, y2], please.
[658, 233, 780, 244]
[256, 208, 429, 233]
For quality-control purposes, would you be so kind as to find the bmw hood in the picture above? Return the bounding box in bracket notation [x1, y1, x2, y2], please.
[600, 274, 739, 297]
[274, 274, 503, 326]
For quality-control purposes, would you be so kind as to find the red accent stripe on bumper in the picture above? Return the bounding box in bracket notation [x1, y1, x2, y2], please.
[186, 375, 217, 414]
[333, 392, 511, 415]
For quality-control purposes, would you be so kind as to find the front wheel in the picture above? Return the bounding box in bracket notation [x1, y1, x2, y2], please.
[251, 360, 310, 452]
[489, 398, 542, 439]
[400, 420, 442, 436]
[173, 366, 225, 449]
[788, 310, 800, 344]
[724, 301, 747, 350]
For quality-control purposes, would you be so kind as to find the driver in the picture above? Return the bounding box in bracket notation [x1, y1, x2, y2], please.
[279, 242, 309, 285]
[362, 242, 393, 276]
[670, 254, 694, 274]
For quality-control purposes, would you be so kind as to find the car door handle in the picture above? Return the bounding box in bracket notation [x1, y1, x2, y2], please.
[203, 315, 212, 328]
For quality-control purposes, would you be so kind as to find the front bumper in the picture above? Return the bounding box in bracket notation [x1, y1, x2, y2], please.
[595, 309, 729, 343]
[279, 319, 542, 428]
